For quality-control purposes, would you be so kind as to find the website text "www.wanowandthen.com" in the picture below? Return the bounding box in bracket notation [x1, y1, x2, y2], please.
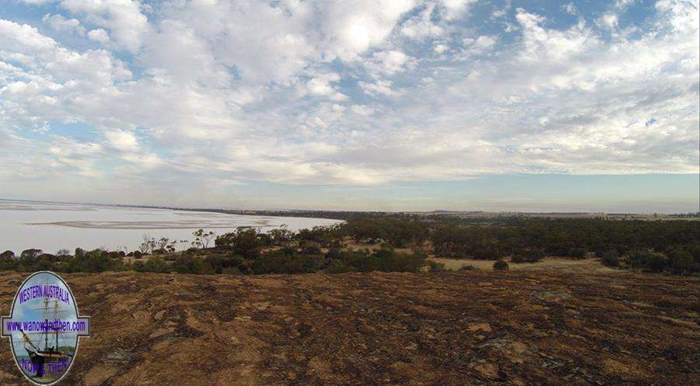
[5, 319, 88, 333]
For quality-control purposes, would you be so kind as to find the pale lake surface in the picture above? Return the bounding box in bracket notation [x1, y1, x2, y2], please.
[0, 199, 343, 254]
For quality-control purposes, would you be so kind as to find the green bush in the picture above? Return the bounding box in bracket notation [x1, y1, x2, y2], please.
[325, 247, 343, 260]
[669, 249, 694, 273]
[373, 249, 426, 272]
[252, 252, 323, 274]
[215, 228, 261, 259]
[0, 257, 18, 271]
[511, 255, 524, 263]
[323, 248, 426, 273]
[221, 266, 242, 275]
[173, 255, 207, 274]
[428, 261, 446, 272]
[0, 250, 15, 260]
[567, 247, 587, 259]
[132, 260, 145, 272]
[342, 217, 427, 247]
[601, 250, 620, 267]
[62, 249, 124, 273]
[493, 260, 509, 271]
[204, 254, 245, 274]
[142, 256, 169, 273]
[512, 248, 544, 263]
[300, 241, 322, 255]
[326, 259, 354, 274]
[627, 250, 668, 272]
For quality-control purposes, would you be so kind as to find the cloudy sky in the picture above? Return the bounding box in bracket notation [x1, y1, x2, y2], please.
[0, 0, 698, 212]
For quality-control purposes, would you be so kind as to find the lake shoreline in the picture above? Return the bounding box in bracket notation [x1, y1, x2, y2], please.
[0, 200, 342, 255]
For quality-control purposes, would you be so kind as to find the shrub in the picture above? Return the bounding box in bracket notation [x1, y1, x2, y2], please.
[428, 261, 446, 272]
[62, 249, 124, 272]
[204, 254, 245, 274]
[296, 225, 340, 246]
[627, 250, 668, 272]
[325, 247, 343, 261]
[373, 249, 426, 272]
[326, 259, 354, 274]
[172, 255, 206, 274]
[132, 260, 145, 272]
[0, 250, 15, 260]
[216, 228, 261, 259]
[0, 251, 18, 270]
[268, 228, 293, 245]
[334, 250, 376, 272]
[142, 256, 169, 273]
[323, 249, 426, 273]
[512, 249, 544, 263]
[74, 248, 85, 258]
[221, 266, 242, 275]
[493, 260, 509, 271]
[252, 252, 322, 274]
[20, 249, 42, 261]
[567, 247, 587, 259]
[511, 255, 525, 263]
[669, 249, 694, 273]
[688, 244, 700, 263]
[300, 241, 322, 255]
[645, 253, 668, 272]
[601, 250, 619, 267]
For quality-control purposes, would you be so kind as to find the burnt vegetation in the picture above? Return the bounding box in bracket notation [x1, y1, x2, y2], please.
[1, 216, 699, 275]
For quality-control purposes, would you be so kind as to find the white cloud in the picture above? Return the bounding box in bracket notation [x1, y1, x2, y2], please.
[359, 79, 400, 97]
[0, 0, 698, 202]
[305, 73, 347, 101]
[440, 0, 477, 21]
[599, 13, 619, 29]
[434, 44, 449, 54]
[87, 28, 109, 44]
[105, 130, 138, 152]
[0, 19, 56, 52]
[563, 3, 577, 16]
[322, 0, 418, 60]
[121, 152, 163, 169]
[59, 0, 149, 53]
[516, 9, 597, 64]
[366, 50, 413, 75]
[42, 14, 85, 35]
[351, 105, 375, 116]
[616, 0, 635, 9]
[401, 3, 444, 40]
[462, 35, 497, 55]
[46, 137, 103, 177]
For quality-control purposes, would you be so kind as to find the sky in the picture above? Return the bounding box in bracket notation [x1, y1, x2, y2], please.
[0, 0, 698, 213]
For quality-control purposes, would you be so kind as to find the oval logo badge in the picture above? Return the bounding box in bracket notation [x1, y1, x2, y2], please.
[2, 271, 90, 385]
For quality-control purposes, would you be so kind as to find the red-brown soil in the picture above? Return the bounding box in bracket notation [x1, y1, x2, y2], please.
[0, 270, 698, 385]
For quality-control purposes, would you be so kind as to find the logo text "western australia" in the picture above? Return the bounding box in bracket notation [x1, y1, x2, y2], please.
[18, 285, 71, 304]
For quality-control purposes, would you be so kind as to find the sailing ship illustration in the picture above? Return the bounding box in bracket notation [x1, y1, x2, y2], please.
[18, 297, 74, 379]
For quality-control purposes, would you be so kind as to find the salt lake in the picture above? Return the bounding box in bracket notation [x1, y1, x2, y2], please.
[0, 199, 342, 254]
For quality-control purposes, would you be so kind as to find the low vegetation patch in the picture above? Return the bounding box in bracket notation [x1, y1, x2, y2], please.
[493, 260, 509, 271]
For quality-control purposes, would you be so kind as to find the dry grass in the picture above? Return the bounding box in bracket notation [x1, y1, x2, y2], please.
[429, 256, 620, 274]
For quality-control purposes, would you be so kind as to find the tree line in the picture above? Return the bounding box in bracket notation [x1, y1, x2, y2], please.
[1, 216, 698, 275]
